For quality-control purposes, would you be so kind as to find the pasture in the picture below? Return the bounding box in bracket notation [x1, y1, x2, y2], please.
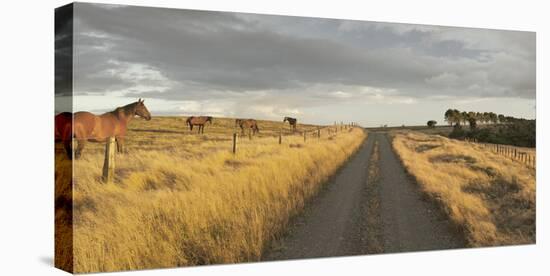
[55, 116, 366, 272]
[390, 131, 535, 246]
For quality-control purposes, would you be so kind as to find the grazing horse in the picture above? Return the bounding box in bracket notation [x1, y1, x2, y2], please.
[236, 119, 260, 136]
[55, 112, 73, 157]
[72, 99, 151, 159]
[186, 116, 212, 134]
[283, 116, 297, 132]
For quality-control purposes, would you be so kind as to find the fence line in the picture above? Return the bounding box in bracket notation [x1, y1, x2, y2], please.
[465, 138, 536, 168]
[89, 122, 360, 182]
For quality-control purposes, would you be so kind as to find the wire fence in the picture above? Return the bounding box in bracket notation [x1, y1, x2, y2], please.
[57, 121, 361, 183]
[465, 138, 536, 168]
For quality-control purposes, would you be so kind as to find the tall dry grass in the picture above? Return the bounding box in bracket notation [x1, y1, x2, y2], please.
[58, 117, 365, 273]
[391, 131, 535, 247]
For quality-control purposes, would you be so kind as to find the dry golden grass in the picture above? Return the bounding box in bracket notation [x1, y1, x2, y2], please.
[391, 131, 535, 247]
[56, 117, 365, 273]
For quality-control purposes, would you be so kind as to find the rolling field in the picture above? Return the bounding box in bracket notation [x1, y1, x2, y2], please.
[55, 117, 366, 273]
[390, 131, 535, 246]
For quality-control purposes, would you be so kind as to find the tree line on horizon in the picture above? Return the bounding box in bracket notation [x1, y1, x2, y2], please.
[444, 109, 531, 129]
[443, 108, 535, 147]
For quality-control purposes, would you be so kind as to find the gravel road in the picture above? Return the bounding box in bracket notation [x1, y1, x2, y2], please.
[263, 131, 465, 261]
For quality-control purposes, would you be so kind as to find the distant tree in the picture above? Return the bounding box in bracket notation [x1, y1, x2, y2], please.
[444, 109, 454, 126]
[444, 109, 464, 126]
[453, 109, 462, 126]
[483, 112, 491, 124]
[468, 117, 477, 130]
[468, 111, 476, 121]
[427, 120, 437, 128]
[461, 111, 468, 126]
[498, 114, 505, 124]
[476, 112, 482, 124]
[489, 112, 498, 124]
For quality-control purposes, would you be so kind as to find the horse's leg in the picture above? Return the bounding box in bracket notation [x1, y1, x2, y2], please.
[116, 137, 125, 154]
[63, 139, 72, 160]
[75, 139, 86, 159]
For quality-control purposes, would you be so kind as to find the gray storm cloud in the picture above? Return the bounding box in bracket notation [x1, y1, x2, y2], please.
[63, 3, 535, 122]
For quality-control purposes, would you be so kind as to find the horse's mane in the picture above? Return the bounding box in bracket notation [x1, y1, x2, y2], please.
[110, 102, 138, 118]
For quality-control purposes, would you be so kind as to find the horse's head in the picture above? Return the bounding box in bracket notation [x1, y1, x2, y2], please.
[135, 99, 152, 121]
[283, 117, 288, 122]
[235, 119, 242, 127]
[206, 116, 213, 124]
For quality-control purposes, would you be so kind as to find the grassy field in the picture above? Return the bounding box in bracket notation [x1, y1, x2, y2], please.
[390, 131, 535, 247]
[55, 117, 366, 273]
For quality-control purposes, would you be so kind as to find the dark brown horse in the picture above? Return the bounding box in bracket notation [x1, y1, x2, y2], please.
[71, 99, 151, 159]
[55, 112, 73, 157]
[236, 119, 259, 136]
[186, 116, 212, 134]
[283, 116, 297, 132]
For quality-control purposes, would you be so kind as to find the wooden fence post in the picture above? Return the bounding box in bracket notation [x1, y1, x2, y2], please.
[318, 128, 321, 139]
[279, 128, 282, 145]
[514, 148, 517, 159]
[232, 132, 237, 154]
[520, 152, 524, 163]
[102, 137, 116, 183]
[519, 151, 523, 163]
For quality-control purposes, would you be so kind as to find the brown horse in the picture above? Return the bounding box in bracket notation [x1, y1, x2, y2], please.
[283, 116, 297, 132]
[55, 112, 73, 157]
[236, 119, 259, 136]
[186, 116, 212, 134]
[71, 99, 151, 159]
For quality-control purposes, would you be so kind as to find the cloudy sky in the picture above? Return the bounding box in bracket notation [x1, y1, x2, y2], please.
[56, 2, 535, 126]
